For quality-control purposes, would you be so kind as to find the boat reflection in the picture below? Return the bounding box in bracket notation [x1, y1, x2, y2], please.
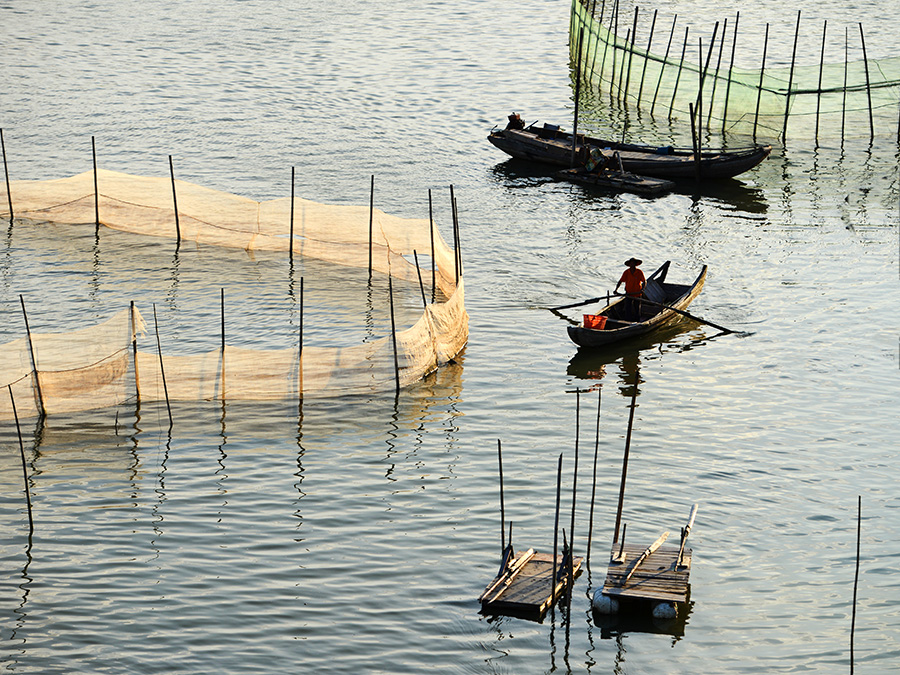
[566, 318, 708, 396]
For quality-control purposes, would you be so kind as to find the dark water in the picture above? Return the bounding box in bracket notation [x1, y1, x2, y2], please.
[1, 0, 898, 673]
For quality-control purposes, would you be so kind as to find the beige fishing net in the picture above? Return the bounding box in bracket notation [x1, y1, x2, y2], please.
[0, 170, 468, 419]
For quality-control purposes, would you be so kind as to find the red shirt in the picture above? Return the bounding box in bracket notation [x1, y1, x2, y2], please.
[618, 267, 645, 295]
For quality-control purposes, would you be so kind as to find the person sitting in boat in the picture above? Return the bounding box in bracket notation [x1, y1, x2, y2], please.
[506, 112, 525, 130]
[615, 258, 646, 321]
[585, 146, 611, 173]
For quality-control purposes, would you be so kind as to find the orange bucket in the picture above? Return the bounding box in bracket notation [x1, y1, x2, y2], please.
[583, 314, 607, 330]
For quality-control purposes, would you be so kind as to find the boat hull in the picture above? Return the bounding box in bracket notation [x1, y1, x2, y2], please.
[555, 167, 675, 197]
[489, 127, 770, 180]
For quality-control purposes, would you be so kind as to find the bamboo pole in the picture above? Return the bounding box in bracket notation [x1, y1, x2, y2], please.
[168, 156, 181, 243]
[815, 20, 827, 144]
[131, 301, 140, 406]
[586, 389, 602, 566]
[609, 0, 619, 102]
[597, 0, 612, 97]
[289, 166, 295, 263]
[19, 295, 45, 418]
[622, 7, 638, 104]
[92, 136, 99, 229]
[650, 14, 677, 116]
[668, 26, 690, 121]
[722, 12, 739, 133]
[586, 0, 600, 85]
[298, 276, 304, 401]
[859, 23, 875, 142]
[413, 250, 427, 308]
[9, 386, 34, 534]
[690, 102, 701, 182]
[572, 27, 585, 168]
[782, 10, 801, 142]
[753, 23, 769, 141]
[697, 24, 719, 134]
[850, 495, 861, 674]
[612, 381, 638, 544]
[368, 174, 374, 280]
[616, 28, 630, 103]
[220, 288, 225, 402]
[450, 186, 460, 284]
[707, 18, 727, 128]
[428, 189, 435, 303]
[152, 303, 173, 429]
[388, 276, 400, 395]
[551, 453, 563, 610]
[568, 390, 581, 588]
[498, 439, 506, 555]
[636, 9, 657, 106]
[842, 28, 849, 143]
[1, 128, 11, 220]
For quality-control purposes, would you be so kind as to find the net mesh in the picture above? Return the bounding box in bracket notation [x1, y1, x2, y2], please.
[0, 170, 468, 419]
[571, 0, 900, 139]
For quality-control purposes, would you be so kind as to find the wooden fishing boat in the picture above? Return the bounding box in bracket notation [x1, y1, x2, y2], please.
[555, 167, 675, 197]
[488, 123, 771, 180]
[567, 262, 707, 348]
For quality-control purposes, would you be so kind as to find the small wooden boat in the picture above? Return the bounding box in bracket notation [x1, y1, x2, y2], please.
[567, 261, 707, 348]
[489, 123, 771, 180]
[555, 167, 675, 197]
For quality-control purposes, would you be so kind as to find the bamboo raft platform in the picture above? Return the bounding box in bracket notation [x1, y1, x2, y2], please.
[601, 542, 691, 607]
[480, 549, 584, 620]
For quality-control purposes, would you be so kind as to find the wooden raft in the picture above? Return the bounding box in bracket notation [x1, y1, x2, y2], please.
[480, 550, 584, 619]
[601, 543, 691, 605]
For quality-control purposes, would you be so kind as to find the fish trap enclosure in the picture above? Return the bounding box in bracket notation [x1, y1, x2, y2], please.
[0, 168, 468, 419]
[570, 0, 900, 142]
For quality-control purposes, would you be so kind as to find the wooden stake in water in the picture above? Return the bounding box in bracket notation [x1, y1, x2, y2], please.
[1, 128, 12, 220]
[19, 295, 45, 419]
[668, 26, 690, 121]
[568, 391, 581, 587]
[9, 385, 34, 534]
[298, 276, 304, 401]
[753, 23, 769, 142]
[92, 136, 100, 229]
[842, 27, 849, 144]
[622, 7, 638, 104]
[131, 300, 141, 405]
[289, 166, 295, 263]
[388, 276, 400, 395]
[859, 23, 875, 142]
[707, 18, 727, 128]
[815, 20, 828, 144]
[413, 250, 427, 308]
[650, 14, 677, 116]
[551, 453, 563, 611]
[498, 439, 506, 554]
[168, 155, 181, 243]
[722, 12, 739, 134]
[586, 389, 602, 566]
[571, 27, 585, 168]
[153, 303, 173, 429]
[636, 9, 657, 105]
[612, 381, 638, 544]
[850, 495, 861, 674]
[220, 288, 226, 402]
[428, 189, 435, 303]
[368, 175, 374, 280]
[782, 10, 801, 142]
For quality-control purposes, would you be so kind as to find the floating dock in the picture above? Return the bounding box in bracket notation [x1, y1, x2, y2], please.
[480, 548, 584, 620]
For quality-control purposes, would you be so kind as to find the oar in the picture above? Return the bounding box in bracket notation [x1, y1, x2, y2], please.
[613, 293, 736, 334]
[548, 296, 604, 311]
[620, 530, 669, 587]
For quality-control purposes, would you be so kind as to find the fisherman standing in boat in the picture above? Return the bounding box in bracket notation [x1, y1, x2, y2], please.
[615, 258, 645, 321]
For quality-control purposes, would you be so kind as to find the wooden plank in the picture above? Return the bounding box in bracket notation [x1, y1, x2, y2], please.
[600, 543, 691, 604]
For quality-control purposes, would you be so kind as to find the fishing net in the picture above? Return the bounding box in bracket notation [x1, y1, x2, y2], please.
[0, 170, 468, 419]
[571, 0, 900, 139]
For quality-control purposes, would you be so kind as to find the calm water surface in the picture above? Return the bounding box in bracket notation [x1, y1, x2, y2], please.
[1, 0, 898, 673]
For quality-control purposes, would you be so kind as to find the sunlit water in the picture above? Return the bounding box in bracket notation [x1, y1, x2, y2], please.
[1, 0, 898, 673]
